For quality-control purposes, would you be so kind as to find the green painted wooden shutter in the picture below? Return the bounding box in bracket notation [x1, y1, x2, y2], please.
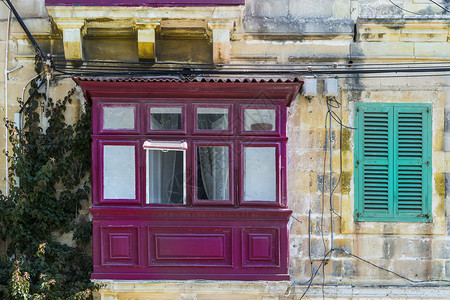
[355, 103, 431, 222]
[355, 104, 393, 220]
[394, 106, 431, 221]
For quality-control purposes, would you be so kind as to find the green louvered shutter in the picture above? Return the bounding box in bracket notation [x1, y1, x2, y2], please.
[355, 104, 393, 220]
[394, 106, 431, 221]
[355, 103, 431, 222]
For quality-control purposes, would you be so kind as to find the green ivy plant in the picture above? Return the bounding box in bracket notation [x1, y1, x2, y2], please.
[0, 59, 97, 299]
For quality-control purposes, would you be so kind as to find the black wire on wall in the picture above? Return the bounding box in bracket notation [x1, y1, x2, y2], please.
[292, 97, 450, 299]
[4, 0, 450, 297]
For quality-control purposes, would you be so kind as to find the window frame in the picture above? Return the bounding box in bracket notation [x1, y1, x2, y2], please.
[98, 140, 141, 205]
[239, 142, 282, 207]
[145, 103, 187, 135]
[98, 103, 140, 135]
[144, 141, 187, 206]
[193, 104, 233, 135]
[95, 102, 287, 208]
[354, 102, 432, 222]
[192, 141, 234, 206]
[240, 104, 280, 136]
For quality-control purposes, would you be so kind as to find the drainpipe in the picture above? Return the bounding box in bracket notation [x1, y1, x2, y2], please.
[4, 9, 24, 197]
[4, 9, 11, 197]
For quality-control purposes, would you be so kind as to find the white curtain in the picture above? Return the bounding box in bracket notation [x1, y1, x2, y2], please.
[148, 150, 182, 204]
[198, 146, 229, 200]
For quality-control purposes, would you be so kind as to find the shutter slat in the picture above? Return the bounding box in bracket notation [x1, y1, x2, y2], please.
[363, 110, 390, 160]
[363, 164, 390, 212]
[395, 108, 426, 214]
[356, 107, 392, 219]
[356, 103, 430, 221]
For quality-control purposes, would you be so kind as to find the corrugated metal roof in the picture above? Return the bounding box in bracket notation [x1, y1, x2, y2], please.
[72, 76, 303, 83]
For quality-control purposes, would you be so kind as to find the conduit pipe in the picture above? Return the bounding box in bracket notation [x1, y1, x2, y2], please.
[4, 8, 11, 197]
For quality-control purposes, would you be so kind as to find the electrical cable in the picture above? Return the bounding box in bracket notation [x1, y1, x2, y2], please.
[299, 249, 334, 299]
[52, 57, 450, 71]
[388, 0, 427, 16]
[51, 64, 450, 80]
[19, 77, 46, 114]
[333, 248, 450, 284]
[428, 0, 450, 13]
[290, 92, 450, 298]
[2, 0, 45, 61]
[291, 216, 450, 297]
[54, 57, 450, 68]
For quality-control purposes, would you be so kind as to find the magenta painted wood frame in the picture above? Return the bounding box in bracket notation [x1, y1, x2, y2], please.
[193, 104, 233, 135]
[239, 142, 282, 207]
[98, 103, 139, 135]
[45, 0, 244, 7]
[97, 140, 141, 205]
[91, 207, 291, 280]
[145, 103, 187, 135]
[192, 141, 234, 206]
[75, 79, 301, 281]
[240, 104, 281, 136]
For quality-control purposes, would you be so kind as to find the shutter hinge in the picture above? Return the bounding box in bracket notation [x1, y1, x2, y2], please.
[425, 161, 430, 166]
[356, 107, 360, 113]
[427, 108, 430, 113]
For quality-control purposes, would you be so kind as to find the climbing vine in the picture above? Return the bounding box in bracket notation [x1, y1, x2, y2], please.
[0, 57, 97, 299]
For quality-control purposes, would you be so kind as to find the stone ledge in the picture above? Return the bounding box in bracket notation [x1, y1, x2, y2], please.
[301, 284, 450, 299]
[93, 281, 450, 299]
[94, 280, 291, 300]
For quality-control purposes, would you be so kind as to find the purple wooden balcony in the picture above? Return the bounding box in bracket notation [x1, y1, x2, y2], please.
[74, 78, 301, 281]
[45, 0, 244, 6]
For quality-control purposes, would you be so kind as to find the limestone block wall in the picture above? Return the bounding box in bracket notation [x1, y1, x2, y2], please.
[287, 74, 449, 285]
[1, 0, 450, 298]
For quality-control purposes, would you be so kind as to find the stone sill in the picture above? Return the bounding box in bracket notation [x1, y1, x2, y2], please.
[93, 280, 291, 299]
[92, 281, 450, 299]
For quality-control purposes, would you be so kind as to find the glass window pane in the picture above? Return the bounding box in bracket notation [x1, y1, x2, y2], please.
[244, 147, 276, 202]
[147, 150, 185, 204]
[103, 106, 135, 130]
[103, 145, 135, 199]
[197, 146, 229, 201]
[150, 107, 182, 130]
[244, 109, 276, 131]
[197, 108, 228, 130]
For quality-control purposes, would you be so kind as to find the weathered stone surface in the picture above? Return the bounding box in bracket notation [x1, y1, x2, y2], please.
[243, 17, 354, 36]
[2, 0, 450, 298]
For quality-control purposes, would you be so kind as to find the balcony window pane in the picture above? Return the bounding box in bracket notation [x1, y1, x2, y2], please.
[103, 106, 135, 130]
[150, 107, 182, 130]
[147, 150, 185, 204]
[197, 146, 229, 200]
[244, 109, 276, 131]
[197, 108, 228, 130]
[104, 145, 135, 199]
[244, 147, 276, 202]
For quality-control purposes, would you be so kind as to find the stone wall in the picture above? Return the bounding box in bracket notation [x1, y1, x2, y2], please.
[1, 0, 450, 298]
